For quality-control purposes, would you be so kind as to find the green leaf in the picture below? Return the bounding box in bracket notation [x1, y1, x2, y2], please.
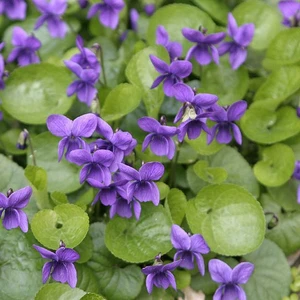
[186, 165, 207, 194]
[177, 142, 199, 164]
[165, 188, 187, 225]
[243, 239, 291, 300]
[0, 228, 44, 300]
[0, 128, 27, 155]
[263, 28, 300, 70]
[75, 234, 94, 264]
[156, 182, 170, 200]
[101, 83, 142, 121]
[125, 46, 168, 118]
[1, 63, 74, 124]
[76, 264, 99, 294]
[105, 203, 172, 263]
[173, 269, 191, 290]
[50, 191, 68, 206]
[241, 106, 300, 144]
[136, 286, 174, 300]
[80, 294, 106, 300]
[232, 0, 282, 50]
[254, 144, 295, 187]
[31, 203, 89, 249]
[200, 58, 249, 106]
[87, 223, 144, 300]
[147, 4, 215, 55]
[29, 132, 81, 194]
[186, 184, 265, 256]
[193, 160, 228, 184]
[253, 66, 300, 109]
[35, 283, 86, 300]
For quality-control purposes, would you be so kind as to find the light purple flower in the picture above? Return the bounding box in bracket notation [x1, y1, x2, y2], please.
[292, 161, 300, 204]
[218, 13, 255, 70]
[0, 0, 27, 20]
[33, 0, 68, 38]
[33, 241, 80, 288]
[208, 101, 247, 145]
[0, 42, 6, 90]
[7, 27, 41, 67]
[64, 60, 99, 106]
[209, 259, 254, 300]
[150, 54, 192, 97]
[171, 225, 210, 275]
[138, 116, 179, 159]
[130, 8, 139, 32]
[144, 4, 155, 16]
[47, 113, 97, 161]
[0, 186, 32, 233]
[87, 0, 125, 30]
[118, 162, 164, 205]
[142, 255, 182, 294]
[278, 0, 300, 27]
[182, 27, 225, 65]
[156, 25, 183, 62]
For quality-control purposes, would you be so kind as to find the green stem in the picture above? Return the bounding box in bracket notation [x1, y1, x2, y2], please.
[25, 129, 37, 166]
[100, 47, 108, 87]
[168, 142, 181, 187]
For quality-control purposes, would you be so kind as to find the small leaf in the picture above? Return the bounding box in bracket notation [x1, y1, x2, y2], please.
[156, 182, 170, 200]
[173, 269, 191, 290]
[165, 188, 187, 225]
[50, 191, 68, 206]
[0, 128, 27, 155]
[76, 264, 99, 294]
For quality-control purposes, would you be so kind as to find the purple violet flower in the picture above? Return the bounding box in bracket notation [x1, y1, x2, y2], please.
[218, 13, 255, 70]
[142, 254, 182, 294]
[130, 8, 139, 32]
[78, 0, 88, 8]
[68, 148, 115, 184]
[64, 60, 99, 106]
[292, 161, 300, 204]
[138, 116, 180, 159]
[156, 25, 183, 62]
[0, 42, 6, 90]
[278, 0, 300, 27]
[171, 225, 210, 275]
[150, 54, 192, 97]
[209, 259, 254, 300]
[7, 27, 41, 67]
[0, 0, 27, 20]
[182, 27, 226, 65]
[0, 186, 32, 233]
[33, 241, 80, 288]
[118, 162, 164, 205]
[208, 101, 247, 145]
[33, 0, 68, 39]
[47, 113, 97, 161]
[87, 0, 125, 30]
[144, 4, 155, 16]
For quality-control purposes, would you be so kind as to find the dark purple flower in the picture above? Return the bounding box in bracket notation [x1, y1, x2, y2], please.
[278, 0, 300, 27]
[156, 25, 183, 62]
[130, 8, 139, 32]
[0, 186, 32, 233]
[209, 259, 254, 300]
[78, 0, 88, 8]
[33, 0, 68, 39]
[142, 255, 182, 294]
[70, 36, 101, 74]
[47, 113, 97, 161]
[7, 27, 41, 67]
[118, 162, 164, 205]
[138, 116, 179, 159]
[208, 101, 247, 145]
[144, 4, 155, 16]
[64, 60, 99, 106]
[150, 55, 192, 97]
[171, 225, 210, 275]
[33, 241, 80, 288]
[292, 161, 300, 204]
[0, 0, 27, 20]
[182, 27, 225, 65]
[0, 42, 6, 90]
[68, 148, 114, 184]
[87, 0, 125, 30]
[218, 13, 255, 70]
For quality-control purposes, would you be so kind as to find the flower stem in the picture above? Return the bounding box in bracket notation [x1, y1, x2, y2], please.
[99, 47, 108, 87]
[168, 142, 181, 187]
[25, 129, 37, 166]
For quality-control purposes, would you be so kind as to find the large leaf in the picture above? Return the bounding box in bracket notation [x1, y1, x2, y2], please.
[1, 63, 74, 124]
[165, 188, 187, 225]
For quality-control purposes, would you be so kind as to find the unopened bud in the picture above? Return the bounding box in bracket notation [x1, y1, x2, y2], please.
[7, 188, 13, 197]
[16, 129, 28, 150]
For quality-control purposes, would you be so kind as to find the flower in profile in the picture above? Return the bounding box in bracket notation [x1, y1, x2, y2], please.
[138, 116, 180, 159]
[47, 113, 97, 161]
[142, 254, 182, 294]
[156, 25, 183, 62]
[33, 241, 80, 288]
[171, 225, 210, 275]
[118, 162, 164, 205]
[144, 4, 155, 16]
[218, 13, 255, 70]
[0, 0, 27, 20]
[0, 42, 7, 90]
[209, 259, 254, 300]
[88, 0, 125, 30]
[130, 8, 139, 32]
[33, 0, 68, 38]
[150, 54, 192, 97]
[64, 60, 99, 106]
[7, 27, 41, 67]
[0, 186, 32, 233]
[182, 27, 226, 65]
[278, 0, 300, 27]
[208, 100, 247, 145]
[292, 161, 300, 203]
